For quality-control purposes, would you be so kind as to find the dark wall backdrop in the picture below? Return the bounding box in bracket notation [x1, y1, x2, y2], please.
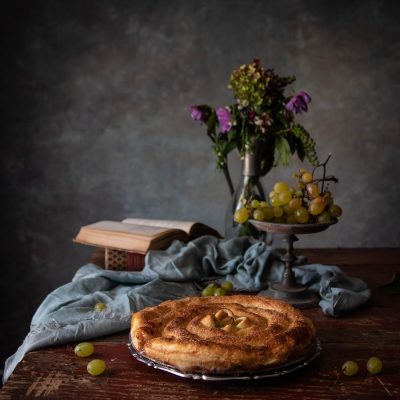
[1, 0, 399, 371]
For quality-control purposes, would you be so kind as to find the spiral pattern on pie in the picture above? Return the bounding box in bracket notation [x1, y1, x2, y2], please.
[130, 295, 316, 374]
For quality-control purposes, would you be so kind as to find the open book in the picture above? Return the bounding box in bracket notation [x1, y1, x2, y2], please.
[73, 218, 221, 255]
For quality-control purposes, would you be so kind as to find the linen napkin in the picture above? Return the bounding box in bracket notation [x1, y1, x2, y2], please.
[3, 236, 370, 383]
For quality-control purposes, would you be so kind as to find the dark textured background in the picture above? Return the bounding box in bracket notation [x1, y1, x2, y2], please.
[1, 0, 399, 373]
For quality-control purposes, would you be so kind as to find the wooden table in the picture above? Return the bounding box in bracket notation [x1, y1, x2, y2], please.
[1, 249, 399, 399]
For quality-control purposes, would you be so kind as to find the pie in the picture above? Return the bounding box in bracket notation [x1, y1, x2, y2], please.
[130, 295, 316, 374]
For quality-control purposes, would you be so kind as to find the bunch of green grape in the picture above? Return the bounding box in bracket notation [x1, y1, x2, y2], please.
[201, 281, 234, 297]
[234, 166, 342, 225]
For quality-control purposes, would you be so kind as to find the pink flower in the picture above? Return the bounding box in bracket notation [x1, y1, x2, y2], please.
[189, 106, 204, 122]
[216, 107, 232, 133]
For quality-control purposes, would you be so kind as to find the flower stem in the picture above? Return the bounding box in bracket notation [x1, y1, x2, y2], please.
[222, 164, 234, 195]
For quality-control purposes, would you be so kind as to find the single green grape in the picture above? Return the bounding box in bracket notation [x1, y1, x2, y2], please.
[214, 288, 226, 296]
[294, 207, 309, 223]
[87, 359, 106, 376]
[313, 195, 325, 204]
[259, 201, 268, 208]
[201, 286, 216, 297]
[318, 211, 331, 223]
[286, 214, 297, 224]
[366, 357, 383, 374]
[326, 196, 334, 207]
[220, 281, 234, 292]
[269, 190, 277, 199]
[309, 200, 326, 216]
[234, 207, 249, 224]
[288, 197, 302, 211]
[74, 342, 94, 358]
[273, 206, 283, 218]
[342, 360, 359, 376]
[278, 190, 292, 205]
[330, 204, 343, 218]
[270, 196, 282, 207]
[253, 209, 265, 221]
[251, 199, 260, 208]
[306, 183, 320, 198]
[274, 181, 289, 194]
[301, 172, 313, 184]
[94, 303, 107, 312]
[201, 283, 217, 297]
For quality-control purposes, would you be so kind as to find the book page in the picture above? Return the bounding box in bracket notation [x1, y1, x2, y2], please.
[122, 218, 196, 235]
[83, 221, 172, 237]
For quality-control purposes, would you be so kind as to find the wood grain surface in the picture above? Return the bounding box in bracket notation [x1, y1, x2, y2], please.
[1, 249, 399, 400]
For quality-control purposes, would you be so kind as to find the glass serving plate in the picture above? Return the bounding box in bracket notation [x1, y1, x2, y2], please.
[127, 338, 322, 381]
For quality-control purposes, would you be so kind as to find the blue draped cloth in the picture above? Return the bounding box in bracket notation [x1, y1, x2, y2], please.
[3, 236, 370, 383]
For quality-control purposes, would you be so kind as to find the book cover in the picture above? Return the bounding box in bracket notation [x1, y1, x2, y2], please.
[105, 249, 145, 271]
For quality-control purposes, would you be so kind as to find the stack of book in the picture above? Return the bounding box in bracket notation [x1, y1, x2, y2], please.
[73, 218, 221, 270]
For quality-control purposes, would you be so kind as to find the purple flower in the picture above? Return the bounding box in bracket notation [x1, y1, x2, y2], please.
[189, 106, 204, 122]
[216, 107, 232, 133]
[285, 91, 312, 114]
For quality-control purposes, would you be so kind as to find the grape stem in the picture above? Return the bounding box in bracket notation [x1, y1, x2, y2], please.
[312, 153, 338, 193]
[312, 176, 338, 184]
[375, 376, 393, 397]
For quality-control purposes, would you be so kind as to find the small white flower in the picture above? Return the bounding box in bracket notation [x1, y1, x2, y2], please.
[254, 116, 263, 126]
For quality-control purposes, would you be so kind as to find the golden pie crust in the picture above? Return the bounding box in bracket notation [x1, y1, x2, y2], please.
[130, 295, 316, 374]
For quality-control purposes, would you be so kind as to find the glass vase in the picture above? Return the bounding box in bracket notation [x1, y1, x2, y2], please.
[224, 147, 266, 239]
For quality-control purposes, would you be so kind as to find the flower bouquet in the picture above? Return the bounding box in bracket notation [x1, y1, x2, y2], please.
[190, 59, 318, 189]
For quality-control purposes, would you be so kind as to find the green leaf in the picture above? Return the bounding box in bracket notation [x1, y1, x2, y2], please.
[286, 134, 297, 155]
[274, 135, 291, 166]
[224, 139, 237, 154]
[380, 272, 400, 295]
[291, 124, 319, 166]
[295, 138, 306, 161]
[259, 136, 275, 176]
[227, 129, 236, 142]
[205, 111, 217, 142]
